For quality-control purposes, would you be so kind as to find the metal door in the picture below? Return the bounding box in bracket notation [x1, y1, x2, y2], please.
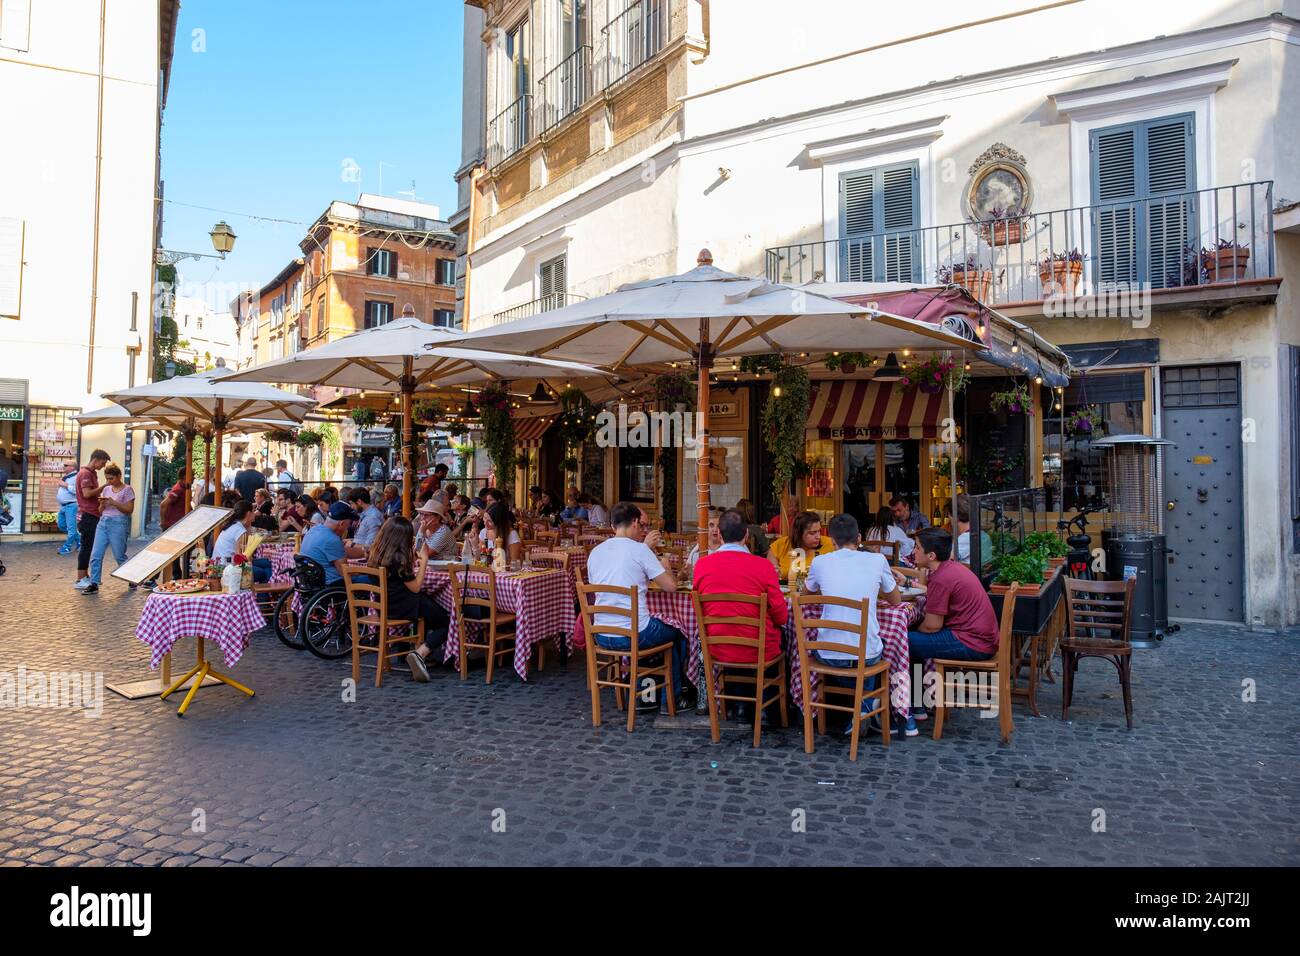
[1160, 365, 1244, 622]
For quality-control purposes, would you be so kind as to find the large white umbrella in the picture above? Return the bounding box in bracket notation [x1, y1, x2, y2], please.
[461, 250, 976, 553]
[222, 315, 615, 515]
[102, 368, 315, 515]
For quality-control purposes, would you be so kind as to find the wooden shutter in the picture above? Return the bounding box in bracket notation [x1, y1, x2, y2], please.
[0, 218, 23, 317]
[389, 250, 399, 278]
[839, 170, 875, 281]
[1144, 115, 1194, 288]
[539, 255, 566, 307]
[839, 162, 919, 282]
[880, 163, 919, 282]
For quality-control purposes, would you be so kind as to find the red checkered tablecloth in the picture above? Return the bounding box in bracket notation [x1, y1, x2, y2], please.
[257, 542, 298, 582]
[135, 591, 265, 670]
[422, 567, 573, 681]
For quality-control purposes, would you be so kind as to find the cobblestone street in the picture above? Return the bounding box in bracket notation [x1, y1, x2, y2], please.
[1, 541, 1296, 867]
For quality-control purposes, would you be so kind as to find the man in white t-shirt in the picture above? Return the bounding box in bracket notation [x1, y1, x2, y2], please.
[585, 502, 692, 712]
[803, 512, 907, 735]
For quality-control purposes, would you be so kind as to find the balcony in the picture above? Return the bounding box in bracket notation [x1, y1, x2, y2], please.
[765, 181, 1278, 310]
[537, 45, 592, 136]
[488, 292, 587, 327]
[604, 0, 666, 89]
[488, 94, 531, 169]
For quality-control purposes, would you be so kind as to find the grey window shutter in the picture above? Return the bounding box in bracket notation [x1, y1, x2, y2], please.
[1091, 123, 1139, 286]
[880, 163, 920, 282]
[1143, 114, 1195, 288]
[840, 170, 876, 281]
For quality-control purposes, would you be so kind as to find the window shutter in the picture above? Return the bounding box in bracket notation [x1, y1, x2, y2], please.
[1143, 115, 1194, 288]
[880, 164, 919, 282]
[839, 170, 875, 281]
[0, 218, 23, 317]
[1091, 124, 1139, 286]
[390, 250, 399, 278]
[540, 254, 566, 306]
[0, 0, 32, 52]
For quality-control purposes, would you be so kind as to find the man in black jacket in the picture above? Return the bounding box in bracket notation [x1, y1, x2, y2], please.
[233, 457, 265, 504]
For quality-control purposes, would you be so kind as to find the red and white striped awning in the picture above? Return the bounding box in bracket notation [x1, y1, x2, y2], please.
[806, 380, 945, 440]
[514, 415, 555, 448]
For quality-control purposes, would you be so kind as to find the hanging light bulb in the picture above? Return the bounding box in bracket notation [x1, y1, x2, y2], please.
[1011, 337, 1020, 353]
[773, 385, 783, 397]
[964, 362, 971, 371]
[902, 348, 910, 357]
[1035, 375, 1042, 385]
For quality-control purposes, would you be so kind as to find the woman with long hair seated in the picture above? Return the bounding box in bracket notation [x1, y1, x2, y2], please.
[475, 501, 523, 564]
[364, 516, 449, 683]
[212, 501, 273, 583]
[768, 509, 835, 581]
[864, 504, 915, 564]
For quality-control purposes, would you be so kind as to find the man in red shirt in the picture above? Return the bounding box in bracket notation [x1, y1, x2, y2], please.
[73, 449, 110, 587]
[900, 528, 999, 720]
[693, 509, 789, 719]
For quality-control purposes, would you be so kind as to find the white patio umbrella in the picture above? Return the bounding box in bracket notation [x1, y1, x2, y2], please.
[102, 367, 316, 515]
[461, 249, 977, 553]
[222, 315, 615, 516]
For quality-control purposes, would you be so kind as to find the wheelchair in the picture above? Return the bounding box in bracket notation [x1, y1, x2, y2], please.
[272, 555, 354, 660]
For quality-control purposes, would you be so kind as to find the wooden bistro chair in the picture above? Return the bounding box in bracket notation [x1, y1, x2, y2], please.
[693, 592, 789, 748]
[239, 532, 292, 624]
[931, 583, 1019, 744]
[577, 581, 676, 732]
[860, 539, 900, 566]
[525, 550, 571, 672]
[792, 594, 891, 760]
[342, 565, 424, 688]
[1060, 577, 1136, 729]
[448, 563, 517, 683]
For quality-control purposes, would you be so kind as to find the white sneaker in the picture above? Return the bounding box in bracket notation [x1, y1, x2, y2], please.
[74, 577, 92, 589]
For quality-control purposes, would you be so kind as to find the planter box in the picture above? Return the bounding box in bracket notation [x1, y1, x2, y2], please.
[951, 269, 993, 303]
[32, 523, 60, 533]
[988, 566, 1063, 636]
[1038, 260, 1083, 296]
[980, 219, 1024, 247]
[1202, 247, 1250, 282]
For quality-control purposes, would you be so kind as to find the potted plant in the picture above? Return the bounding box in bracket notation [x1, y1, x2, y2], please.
[477, 382, 515, 491]
[1023, 530, 1069, 570]
[824, 351, 868, 375]
[1201, 238, 1251, 282]
[1038, 249, 1084, 296]
[897, 355, 969, 394]
[31, 511, 60, 532]
[738, 353, 786, 376]
[294, 428, 324, 448]
[349, 407, 377, 428]
[264, 427, 298, 445]
[1066, 405, 1103, 438]
[990, 550, 1047, 596]
[989, 383, 1033, 416]
[979, 205, 1028, 247]
[937, 255, 993, 302]
[412, 400, 443, 425]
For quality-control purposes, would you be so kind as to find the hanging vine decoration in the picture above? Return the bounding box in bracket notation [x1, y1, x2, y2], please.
[653, 371, 696, 532]
[476, 382, 515, 490]
[349, 407, 377, 428]
[989, 382, 1033, 416]
[760, 359, 811, 504]
[555, 387, 597, 480]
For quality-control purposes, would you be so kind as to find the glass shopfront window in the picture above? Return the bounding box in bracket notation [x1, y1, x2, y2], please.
[1041, 371, 1147, 514]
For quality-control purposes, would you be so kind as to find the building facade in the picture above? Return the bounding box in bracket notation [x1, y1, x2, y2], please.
[0, 0, 178, 537]
[454, 0, 1300, 628]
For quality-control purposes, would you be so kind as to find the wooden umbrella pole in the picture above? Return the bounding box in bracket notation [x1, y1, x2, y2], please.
[212, 400, 224, 508]
[696, 316, 713, 558]
[182, 425, 194, 516]
[949, 366, 959, 535]
[400, 357, 414, 519]
[202, 430, 212, 503]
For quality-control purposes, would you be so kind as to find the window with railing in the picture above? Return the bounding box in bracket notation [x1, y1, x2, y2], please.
[603, 0, 665, 89]
[538, 44, 591, 134]
[489, 17, 532, 168]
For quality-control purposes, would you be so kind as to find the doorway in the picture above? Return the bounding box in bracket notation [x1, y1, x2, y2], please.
[842, 440, 922, 527]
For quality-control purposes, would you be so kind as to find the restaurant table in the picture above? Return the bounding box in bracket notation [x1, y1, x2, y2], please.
[135, 591, 262, 716]
[257, 541, 298, 582]
[420, 565, 574, 681]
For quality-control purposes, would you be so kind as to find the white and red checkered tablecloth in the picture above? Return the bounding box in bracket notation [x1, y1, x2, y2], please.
[421, 567, 573, 681]
[526, 545, 587, 603]
[135, 591, 265, 670]
[257, 542, 298, 582]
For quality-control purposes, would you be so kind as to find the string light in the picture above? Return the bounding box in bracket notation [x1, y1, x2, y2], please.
[1011, 336, 1020, 354]
[773, 385, 783, 397]
[1035, 375, 1042, 385]
[902, 349, 910, 357]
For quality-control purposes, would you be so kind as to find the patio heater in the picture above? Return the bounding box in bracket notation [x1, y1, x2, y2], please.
[1093, 434, 1175, 648]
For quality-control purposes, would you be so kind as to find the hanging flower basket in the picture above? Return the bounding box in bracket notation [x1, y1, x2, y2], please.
[1066, 406, 1103, 437]
[977, 207, 1029, 247]
[349, 407, 377, 428]
[295, 428, 324, 448]
[824, 351, 867, 375]
[989, 383, 1033, 416]
[897, 356, 968, 395]
[265, 428, 298, 445]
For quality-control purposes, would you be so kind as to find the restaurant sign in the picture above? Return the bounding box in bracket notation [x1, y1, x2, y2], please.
[824, 426, 904, 440]
[0, 405, 23, 421]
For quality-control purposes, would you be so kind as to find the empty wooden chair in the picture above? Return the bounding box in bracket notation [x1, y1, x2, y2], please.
[793, 593, 891, 760]
[577, 581, 676, 732]
[526, 550, 572, 672]
[931, 583, 1018, 744]
[448, 563, 517, 683]
[342, 565, 425, 688]
[1060, 577, 1136, 729]
[694, 591, 789, 748]
[860, 539, 900, 565]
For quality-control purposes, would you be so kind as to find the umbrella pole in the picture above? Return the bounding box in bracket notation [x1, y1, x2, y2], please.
[203, 430, 212, 504]
[182, 426, 194, 516]
[696, 318, 713, 557]
[949, 373, 959, 536]
[401, 357, 414, 519]
[213, 400, 225, 508]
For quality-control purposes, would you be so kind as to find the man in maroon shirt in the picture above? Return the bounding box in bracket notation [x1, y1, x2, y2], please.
[899, 528, 999, 719]
[73, 449, 110, 587]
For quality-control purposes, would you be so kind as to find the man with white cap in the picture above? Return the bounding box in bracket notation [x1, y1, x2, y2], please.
[415, 498, 457, 560]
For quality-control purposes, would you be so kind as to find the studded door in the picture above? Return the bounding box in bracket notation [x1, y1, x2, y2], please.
[1161, 365, 1244, 622]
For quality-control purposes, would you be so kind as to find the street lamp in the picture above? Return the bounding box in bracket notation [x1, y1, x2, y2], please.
[156, 220, 238, 266]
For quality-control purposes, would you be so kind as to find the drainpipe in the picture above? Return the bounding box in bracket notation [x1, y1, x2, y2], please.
[86, 0, 107, 392]
[462, 164, 485, 328]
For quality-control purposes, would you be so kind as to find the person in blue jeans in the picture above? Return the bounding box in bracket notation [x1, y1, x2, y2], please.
[584, 502, 693, 712]
[56, 469, 80, 554]
[82, 464, 135, 595]
[899, 528, 1000, 719]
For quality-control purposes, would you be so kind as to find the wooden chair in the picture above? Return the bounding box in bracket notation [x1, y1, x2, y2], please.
[239, 532, 291, 622]
[534, 529, 560, 549]
[525, 550, 571, 672]
[341, 565, 425, 688]
[1060, 577, 1136, 729]
[860, 538, 900, 565]
[931, 583, 1018, 744]
[792, 593, 891, 760]
[448, 563, 517, 683]
[693, 591, 789, 748]
[577, 581, 676, 732]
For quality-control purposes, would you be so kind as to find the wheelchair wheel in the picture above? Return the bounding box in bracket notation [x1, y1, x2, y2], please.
[273, 589, 306, 650]
[300, 587, 353, 660]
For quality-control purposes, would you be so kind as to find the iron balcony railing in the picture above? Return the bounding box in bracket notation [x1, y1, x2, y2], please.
[537, 45, 592, 135]
[765, 181, 1276, 305]
[603, 0, 666, 90]
[489, 292, 587, 327]
[488, 93, 531, 169]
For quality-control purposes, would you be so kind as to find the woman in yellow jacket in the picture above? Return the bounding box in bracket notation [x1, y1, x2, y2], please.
[768, 510, 835, 581]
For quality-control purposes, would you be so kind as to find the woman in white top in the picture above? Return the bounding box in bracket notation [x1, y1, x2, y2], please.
[684, 508, 724, 570]
[863, 505, 914, 561]
[212, 501, 273, 582]
[475, 501, 523, 563]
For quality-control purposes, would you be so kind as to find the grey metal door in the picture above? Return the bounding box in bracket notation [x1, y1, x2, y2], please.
[1160, 365, 1244, 622]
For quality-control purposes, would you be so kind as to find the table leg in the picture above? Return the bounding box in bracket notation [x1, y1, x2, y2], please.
[159, 637, 254, 716]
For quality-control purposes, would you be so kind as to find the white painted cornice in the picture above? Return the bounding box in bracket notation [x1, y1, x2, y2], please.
[1051, 59, 1236, 118]
[805, 116, 947, 164]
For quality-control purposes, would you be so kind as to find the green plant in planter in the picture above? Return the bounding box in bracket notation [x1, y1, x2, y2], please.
[349, 407, 377, 428]
[994, 550, 1046, 586]
[294, 428, 324, 448]
[761, 361, 812, 504]
[738, 353, 786, 376]
[1023, 530, 1068, 559]
[412, 399, 443, 424]
[987, 529, 1022, 560]
[823, 351, 868, 373]
[989, 383, 1033, 415]
[264, 428, 298, 445]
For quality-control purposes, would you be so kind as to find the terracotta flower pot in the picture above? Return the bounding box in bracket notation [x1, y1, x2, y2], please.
[952, 268, 994, 303]
[1038, 260, 1083, 296]
[980, 219, 1023, 247]
[840, 361, 857, 375]
[1202, 247, 1250, 282]
[991, 580, 1042, 597]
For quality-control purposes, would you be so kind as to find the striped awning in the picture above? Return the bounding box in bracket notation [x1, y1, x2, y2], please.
[806, 380, 945, 440]
[514, 415, 555, 448]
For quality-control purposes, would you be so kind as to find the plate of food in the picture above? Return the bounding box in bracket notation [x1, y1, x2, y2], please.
[900, 585, 927, 599]
[156, 578, 208, 595]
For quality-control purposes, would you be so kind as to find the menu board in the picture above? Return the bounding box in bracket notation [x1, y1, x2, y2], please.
[110, 505, 229, 585]
[37, 474, 65, 511]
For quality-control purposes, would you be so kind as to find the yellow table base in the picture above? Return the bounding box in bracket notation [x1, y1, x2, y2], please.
[159, 637, 255, 716]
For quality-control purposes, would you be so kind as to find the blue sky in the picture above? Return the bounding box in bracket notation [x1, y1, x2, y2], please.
[160, 0, 464, 312]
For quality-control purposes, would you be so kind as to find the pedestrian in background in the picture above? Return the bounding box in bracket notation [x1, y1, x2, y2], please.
[73, 449, 110, 588]
[56, 467, 81, 555]
[81, 463, 135, 595]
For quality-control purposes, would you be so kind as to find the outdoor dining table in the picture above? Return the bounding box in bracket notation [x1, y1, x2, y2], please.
[135, 590, 262, 716]
[419, 564, 574, 681]
[256, 541, 298, 582]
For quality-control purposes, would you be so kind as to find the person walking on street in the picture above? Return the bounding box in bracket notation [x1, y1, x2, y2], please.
[234, 456, 266, 503]
[81, 463, 135, 595]
[56, 467, 81, 555]
[74, 449, 110, 588]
